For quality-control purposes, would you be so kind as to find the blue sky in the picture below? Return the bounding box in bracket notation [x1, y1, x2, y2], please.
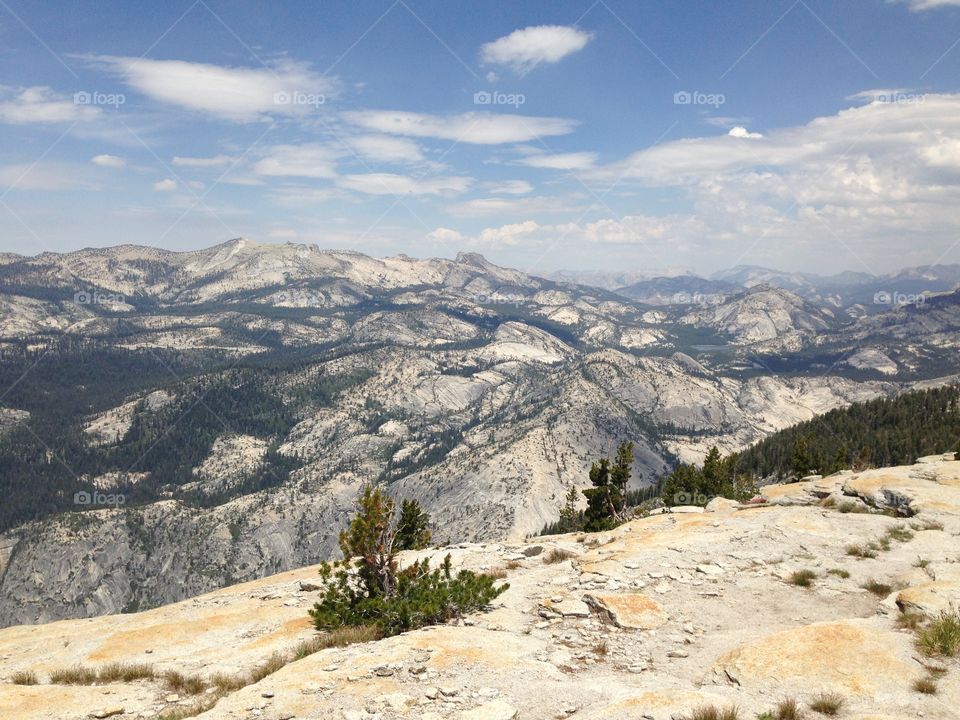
[2, 0, 960, 276]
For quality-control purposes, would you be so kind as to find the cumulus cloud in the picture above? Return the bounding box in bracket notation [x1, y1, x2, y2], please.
[342, 110, 577, 144]
[727, 126, 763, 139]
[337, 173, 471, 196]
[85, 56, 335, 121]
[480, 25, 593, 73]
[91, 154, 125, 168]
[0, 86, 101, 124]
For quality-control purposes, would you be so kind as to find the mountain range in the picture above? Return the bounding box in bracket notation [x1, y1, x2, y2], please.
[0, 238, 958, 627]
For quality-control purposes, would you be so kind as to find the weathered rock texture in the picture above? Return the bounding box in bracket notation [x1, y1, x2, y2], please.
[2, 455, 959, 719]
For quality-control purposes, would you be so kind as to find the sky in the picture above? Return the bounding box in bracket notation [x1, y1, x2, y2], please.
[2, 0, 960, 277]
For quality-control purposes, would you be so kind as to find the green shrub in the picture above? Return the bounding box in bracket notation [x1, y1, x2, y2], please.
[826, 568, 850, 579]
[309, 485, 507, 637]
[886, 526, 914, 543]
[916, 611, 960, 657]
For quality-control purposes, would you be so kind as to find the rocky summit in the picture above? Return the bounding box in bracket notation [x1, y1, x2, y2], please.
[2, 454, 958, 720]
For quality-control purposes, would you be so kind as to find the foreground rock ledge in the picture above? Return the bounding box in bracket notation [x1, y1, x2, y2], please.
[1, 457, 959, 719]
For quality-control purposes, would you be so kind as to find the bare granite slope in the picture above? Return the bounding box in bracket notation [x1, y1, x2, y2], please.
[2, 454, 959, 719]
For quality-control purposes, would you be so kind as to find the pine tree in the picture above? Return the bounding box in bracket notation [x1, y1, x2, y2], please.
[558, 484, 580, 532]
[309, 485, 508, 636]
[395, 499, 432, 551]
[582, 441, 634, 531]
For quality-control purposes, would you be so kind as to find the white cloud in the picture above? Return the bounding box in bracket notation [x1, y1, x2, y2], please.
[518, 151, 597, 170]
[895, 0, 960, 10]
[86, 56, 335, 121]
[337, 173, 471, 196]
[91, 154, 125, 168]
[153, 179, 177, 191]
[253, 144, 340, 178]
[480, 25, 593, 73]
[342, 110, 577, 145]
[172, 154, 238, 168]
[426, 227, 465, 244]
[728, 126, 763, 139]
[448, 195, 583, 217]
[477, 220, 542, 246]
[0, 86, 101, 124]
[346, 135, 424, 164]
[488, 180, 533, 195]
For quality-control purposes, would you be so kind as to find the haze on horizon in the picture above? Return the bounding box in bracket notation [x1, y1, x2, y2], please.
[2, 0, 960, 279]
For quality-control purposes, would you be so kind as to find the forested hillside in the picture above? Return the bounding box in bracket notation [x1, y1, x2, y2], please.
[733, 384, 960, 480]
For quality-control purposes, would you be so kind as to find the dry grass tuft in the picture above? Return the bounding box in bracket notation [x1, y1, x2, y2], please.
[787, 569, 817, 588]
[543, 547, 576, 564]
[808, 692, 844, 716]
[10, 670, 38, 685]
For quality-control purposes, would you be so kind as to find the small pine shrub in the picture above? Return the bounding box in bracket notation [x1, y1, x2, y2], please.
[309, 485, 508, 638]
[10, 670, 38, 685]
[787, 570, 817, 588]
[808, 692, 843, 715]
[916, 611, 960, 657]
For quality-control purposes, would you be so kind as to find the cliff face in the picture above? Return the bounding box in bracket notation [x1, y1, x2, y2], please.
[2, 455, 959, 720]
